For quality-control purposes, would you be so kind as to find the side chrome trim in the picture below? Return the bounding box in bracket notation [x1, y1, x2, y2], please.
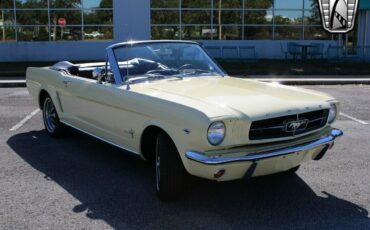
[55, 91, 64, 113]
[60, 120, 142, 158]
[186, 128, 343, 165]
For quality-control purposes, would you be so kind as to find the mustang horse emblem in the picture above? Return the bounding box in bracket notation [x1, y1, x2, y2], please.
[317, 0, 359, 33]
[286, 120, 309, 132]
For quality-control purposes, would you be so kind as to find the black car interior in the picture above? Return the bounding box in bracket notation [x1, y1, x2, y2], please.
[50, 58, 168, 81]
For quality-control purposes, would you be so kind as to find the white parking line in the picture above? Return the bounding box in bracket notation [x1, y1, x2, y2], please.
[340, 112, 368, 125]
[9, 109, 40, 131]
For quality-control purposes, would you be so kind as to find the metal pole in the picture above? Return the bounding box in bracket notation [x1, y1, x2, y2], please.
[365, 11, 368, 47]
[218, 0, 222, 40]
[1, 10, 5, 41]
[13, 0, 17, 41]
[47, 0, 51, 41]
[211, 0, 213, 40]
[179, 0, 182, 39]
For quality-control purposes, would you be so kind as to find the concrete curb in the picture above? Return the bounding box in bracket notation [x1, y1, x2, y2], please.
[0, 80, 26, 88]
[251, 78, 370, 85]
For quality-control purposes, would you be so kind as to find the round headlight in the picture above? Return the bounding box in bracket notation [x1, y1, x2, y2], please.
[328, 103, 337, 124]
[207, 122, 226, 146]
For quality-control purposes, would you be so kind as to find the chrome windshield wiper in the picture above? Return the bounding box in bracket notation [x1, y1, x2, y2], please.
[124, 73, 182, 85]
[177, 69, 223, 77]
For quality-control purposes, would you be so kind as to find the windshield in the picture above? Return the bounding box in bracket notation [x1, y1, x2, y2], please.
[113, 42, 226, 83]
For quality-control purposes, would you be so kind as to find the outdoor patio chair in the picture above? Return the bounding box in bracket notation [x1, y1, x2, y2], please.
[308, 43, 325, 59]
[204, 46, 223, 59]
[222, 46, 239, 61]
[364, 46, 370, 62]
[287, 42, 301, 60]
[239, 46, 257, 62]
[280, 42, 289, 59]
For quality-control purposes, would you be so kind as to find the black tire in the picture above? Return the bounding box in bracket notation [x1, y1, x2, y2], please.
[42, 96, 66, 138]
[284, 165, 300, 175]
[155, 132, 186, 201]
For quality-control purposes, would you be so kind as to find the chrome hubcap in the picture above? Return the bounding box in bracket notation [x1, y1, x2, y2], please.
[43, 98, 57, 133]
[155, 137, 160, 191]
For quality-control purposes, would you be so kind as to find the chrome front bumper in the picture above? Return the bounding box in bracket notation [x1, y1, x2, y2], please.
[186, 128, 343, 166]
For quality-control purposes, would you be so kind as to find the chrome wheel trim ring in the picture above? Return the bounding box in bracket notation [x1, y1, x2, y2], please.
[43, 98, 57, 133]
[155, 137, 160, 192]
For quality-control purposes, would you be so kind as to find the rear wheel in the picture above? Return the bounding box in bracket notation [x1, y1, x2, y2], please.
[42, 96, 66, 137]
[155, 132, 186, 201]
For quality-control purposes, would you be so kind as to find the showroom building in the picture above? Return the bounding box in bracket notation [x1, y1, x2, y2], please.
[0, 0, 369, 61]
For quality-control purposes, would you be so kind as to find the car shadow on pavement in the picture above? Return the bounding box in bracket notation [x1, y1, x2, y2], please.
[7, 130, 370, 229]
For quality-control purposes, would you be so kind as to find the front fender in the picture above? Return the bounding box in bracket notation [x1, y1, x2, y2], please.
[140, 119, 202, 173]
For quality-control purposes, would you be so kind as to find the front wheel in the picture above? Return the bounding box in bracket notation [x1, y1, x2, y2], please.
[155, 132, 186, 201]
[42, 96, 66, 137]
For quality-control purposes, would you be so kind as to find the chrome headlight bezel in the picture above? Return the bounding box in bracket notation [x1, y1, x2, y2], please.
[328, 103, 338, 124]
[207, 121, 226, 146]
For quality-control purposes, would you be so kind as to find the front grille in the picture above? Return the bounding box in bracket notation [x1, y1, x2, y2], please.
[249, 109, 329, 140]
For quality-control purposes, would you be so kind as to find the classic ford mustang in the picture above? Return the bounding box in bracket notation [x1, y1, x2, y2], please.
[27, 41, 343, 200]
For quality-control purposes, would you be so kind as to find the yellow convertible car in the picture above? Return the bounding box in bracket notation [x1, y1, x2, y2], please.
[26, 41, 343, 200]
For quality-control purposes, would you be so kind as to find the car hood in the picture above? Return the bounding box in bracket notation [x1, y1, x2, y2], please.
[133, 76, 334, 120]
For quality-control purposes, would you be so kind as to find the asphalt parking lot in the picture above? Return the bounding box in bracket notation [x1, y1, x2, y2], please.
[0, 85, 369, 229]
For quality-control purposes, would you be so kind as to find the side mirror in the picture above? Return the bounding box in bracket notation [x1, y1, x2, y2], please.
[92, 67, 105, 84]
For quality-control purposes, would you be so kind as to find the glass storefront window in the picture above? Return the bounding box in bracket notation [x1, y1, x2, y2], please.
[182, 0, 211, 8]
[244, 26, 272, 39]
[213, 10, 243, 25]
[0, 9, 15, 26]
[0, 26, 16, 41]
[151, 10, 179, 24]
[50, 26, 82, 41]
[84, 26, 113, 40]
[50, 1, 81, 9]
[304, 26, 331, 40]
[182, 26, 213, 40]
[150, 0, 329, 40]
[274, 0, 303, 10]
[275, 26, 302, 40]
[0, 0, 14, 9]
[151, 0, 179, 8]
[215, 0, 243, 9]
[17, 26, 49, 41]
[16, 10, 48, 25]
[151, 26, 180, 39]
[244, 0, 273, 9]
[50, 10, 82, 26]
[304, 10, 321, 25]
[183, 10, 211, 24]
[245, 10, 273, 24]
[274, 10, 303, 25]
[16, 0, 48, 8]
[1, 0, 113, 42]
[83, 0, 112, 8]
[216, 26, 242, 40]
[83, 10, 113, 25]
[304, 0, 318, 11]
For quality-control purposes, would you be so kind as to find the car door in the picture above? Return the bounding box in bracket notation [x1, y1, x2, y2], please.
[58, 75, 138, 152]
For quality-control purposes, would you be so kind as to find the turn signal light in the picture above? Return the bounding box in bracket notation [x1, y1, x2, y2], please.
[214, 169, 226, 179]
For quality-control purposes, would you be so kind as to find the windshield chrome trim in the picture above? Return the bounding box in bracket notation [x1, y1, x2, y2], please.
[107, 46, 123, 85]
[107, 40, 200, 50]
[106, 40, 225, 85]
